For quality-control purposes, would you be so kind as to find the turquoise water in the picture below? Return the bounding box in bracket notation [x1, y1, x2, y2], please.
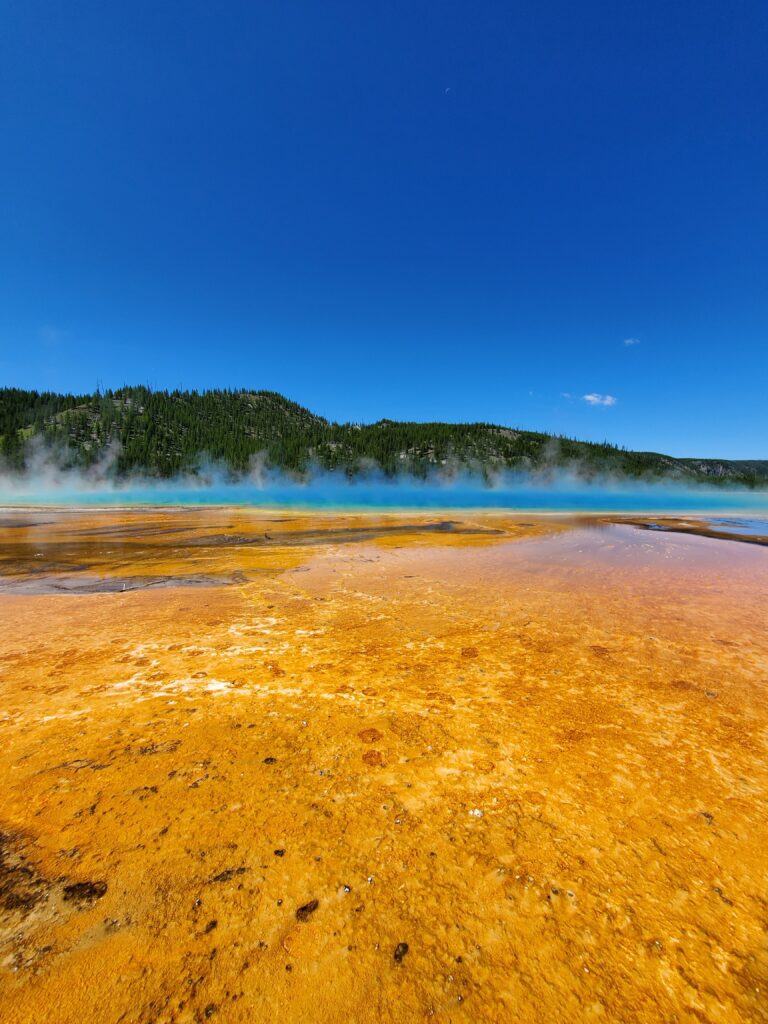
[3, 478, 768, 513]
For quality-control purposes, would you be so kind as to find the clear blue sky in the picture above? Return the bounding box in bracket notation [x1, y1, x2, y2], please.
[1, 1, 766, 457]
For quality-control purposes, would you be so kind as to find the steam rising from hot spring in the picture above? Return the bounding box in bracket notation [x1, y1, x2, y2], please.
[1, 441, 767, 512]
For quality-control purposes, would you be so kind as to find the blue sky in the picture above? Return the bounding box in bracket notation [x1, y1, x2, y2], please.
[1, 1, 766, 457]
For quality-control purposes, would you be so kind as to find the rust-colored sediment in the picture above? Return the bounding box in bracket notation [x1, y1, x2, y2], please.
[1, 509, 767, 1023]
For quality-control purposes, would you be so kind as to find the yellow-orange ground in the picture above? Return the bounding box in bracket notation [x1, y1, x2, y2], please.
[1, 509, 767, 1024]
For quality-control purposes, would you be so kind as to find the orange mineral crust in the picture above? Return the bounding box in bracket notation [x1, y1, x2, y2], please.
[1, 509, 767, 1024]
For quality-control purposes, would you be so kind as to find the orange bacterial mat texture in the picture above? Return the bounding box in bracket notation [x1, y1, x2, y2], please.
[0, 509, 767, 1024]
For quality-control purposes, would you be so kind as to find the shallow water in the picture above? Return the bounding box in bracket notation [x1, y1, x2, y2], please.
[704, 517, 768, 537]
[1, 508, 767, 1023]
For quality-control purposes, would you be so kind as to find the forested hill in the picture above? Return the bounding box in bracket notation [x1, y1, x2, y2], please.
[1, 386, 766, 487]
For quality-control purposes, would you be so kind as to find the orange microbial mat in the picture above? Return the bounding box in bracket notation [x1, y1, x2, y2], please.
[0, 508, 766, 1024]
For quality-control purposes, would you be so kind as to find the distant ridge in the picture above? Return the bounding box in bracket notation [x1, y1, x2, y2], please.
[1, 386, 766, 487]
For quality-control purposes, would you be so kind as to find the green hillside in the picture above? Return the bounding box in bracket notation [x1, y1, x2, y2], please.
[1, 386, 766, 487]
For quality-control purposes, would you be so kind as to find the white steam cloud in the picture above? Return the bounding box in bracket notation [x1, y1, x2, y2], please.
[1, 435, 766, 514]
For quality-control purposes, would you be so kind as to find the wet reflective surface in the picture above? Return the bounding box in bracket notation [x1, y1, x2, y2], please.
[702, 518, 768, 539]
[1, 509, 767, 1023]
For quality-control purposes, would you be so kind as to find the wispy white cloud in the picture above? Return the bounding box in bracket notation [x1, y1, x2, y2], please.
[582, 393, 617, 407]
[39, 325, 68, 345]
[623, 337, 641, 346]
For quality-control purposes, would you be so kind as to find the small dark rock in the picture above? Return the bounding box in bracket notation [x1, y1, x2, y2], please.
[274, 849, 285, 857]
[263, 757, 278, 765]
[204, 919, 218, 933]
[394, 942, 409, 963]
[295, 899, 319, 922]
[204, 1004, 217, 1018]
[211, 867, 247, 883]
